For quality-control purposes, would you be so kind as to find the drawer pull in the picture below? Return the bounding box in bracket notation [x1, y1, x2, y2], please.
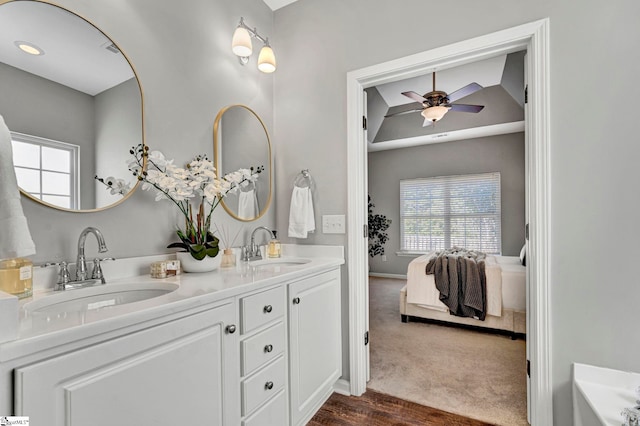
[263, 305, 273, 313]
[265, 381, 274, 390]
[292, 297, 300, 305]
[264, 344, 274, 353]
[226, 324, 237, 334]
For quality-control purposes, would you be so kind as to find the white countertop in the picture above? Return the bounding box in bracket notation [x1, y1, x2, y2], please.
[0, 244, 344, 362]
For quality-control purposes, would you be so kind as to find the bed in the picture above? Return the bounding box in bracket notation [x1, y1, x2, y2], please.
[400, 251, 526, 337]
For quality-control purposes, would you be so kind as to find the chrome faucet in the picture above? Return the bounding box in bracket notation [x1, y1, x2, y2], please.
[41, 227, 114, 291]
[76, 227, 108, 281]
[246, 226, 275, 261]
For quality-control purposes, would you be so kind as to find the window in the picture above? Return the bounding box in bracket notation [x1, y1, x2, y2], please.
[400, 172, 501, 254]
[11, 133, 79, 209]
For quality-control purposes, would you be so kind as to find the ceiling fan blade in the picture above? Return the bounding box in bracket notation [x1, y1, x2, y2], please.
[385, 108, 423, 118]
[402, 91, 428, 104]
[448, 104, 485, 113]
[447, 82, 483, 102]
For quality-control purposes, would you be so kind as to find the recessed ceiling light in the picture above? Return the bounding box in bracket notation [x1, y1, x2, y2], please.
[14, 41, 44, 56]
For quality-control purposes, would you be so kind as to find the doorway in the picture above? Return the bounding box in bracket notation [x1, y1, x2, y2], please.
[346, 19, 551, 425]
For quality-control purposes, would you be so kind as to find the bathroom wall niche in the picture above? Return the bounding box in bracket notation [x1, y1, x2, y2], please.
[0, 0, 144, 212]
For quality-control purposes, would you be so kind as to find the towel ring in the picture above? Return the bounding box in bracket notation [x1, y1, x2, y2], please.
[294, 169, 313, 189]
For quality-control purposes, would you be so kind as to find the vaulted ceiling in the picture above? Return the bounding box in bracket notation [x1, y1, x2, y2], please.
[366, 51, 525, 152]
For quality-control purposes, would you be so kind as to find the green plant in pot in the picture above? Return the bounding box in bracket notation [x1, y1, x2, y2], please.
[368, 195, 391, 258]
[126, 144, 262, 261]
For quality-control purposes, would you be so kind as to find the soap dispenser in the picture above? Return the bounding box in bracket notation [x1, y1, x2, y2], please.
[267, 231, 281, 258]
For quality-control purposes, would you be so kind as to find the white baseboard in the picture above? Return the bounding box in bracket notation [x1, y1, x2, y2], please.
[368, 272, 407, 280]
[333, 379, 351, 396]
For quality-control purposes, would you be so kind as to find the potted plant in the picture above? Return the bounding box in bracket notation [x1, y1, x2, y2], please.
[123, 144, 262, 271]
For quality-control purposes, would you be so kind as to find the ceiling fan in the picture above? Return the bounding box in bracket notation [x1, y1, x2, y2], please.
[385, 72, 485, 127]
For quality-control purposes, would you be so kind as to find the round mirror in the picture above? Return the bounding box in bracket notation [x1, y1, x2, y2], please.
[214, 105, 272, 222]
[0, 0, 144, 212]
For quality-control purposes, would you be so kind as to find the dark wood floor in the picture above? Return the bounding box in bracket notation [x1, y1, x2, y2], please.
[308, 389, 495, 426]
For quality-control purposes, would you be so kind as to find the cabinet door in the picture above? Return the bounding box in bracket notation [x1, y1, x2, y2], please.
[288, 269, 341, 426]
[15, 302, 240, 426]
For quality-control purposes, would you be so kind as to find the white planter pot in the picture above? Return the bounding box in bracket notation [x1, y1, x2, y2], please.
[176, 252, 221, 273]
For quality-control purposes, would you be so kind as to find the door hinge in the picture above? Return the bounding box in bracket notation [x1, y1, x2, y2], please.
[525, 223, 529, 241]
[364, 224, 368, 238]
[363, 116, 367, 130]
[524, 85, 528, 104]
[364, 331, 369, 345]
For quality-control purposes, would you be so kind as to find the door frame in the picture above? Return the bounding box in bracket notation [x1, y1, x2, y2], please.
[346, 19, 552, 425]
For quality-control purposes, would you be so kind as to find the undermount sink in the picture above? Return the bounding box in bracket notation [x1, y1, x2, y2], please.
[23, 282, 179, 315]
[249, 257, 312, 270]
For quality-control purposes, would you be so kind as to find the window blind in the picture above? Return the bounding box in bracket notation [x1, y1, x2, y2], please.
[400, 172, 501, 254]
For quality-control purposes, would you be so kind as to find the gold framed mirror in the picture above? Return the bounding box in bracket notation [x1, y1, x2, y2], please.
[0, 0, 144, 212]
[214, 105, 272, 222]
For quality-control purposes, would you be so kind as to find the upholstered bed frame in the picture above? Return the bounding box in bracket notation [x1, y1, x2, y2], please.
[400, 285, 526, 337]
[399, 253, 527, 338]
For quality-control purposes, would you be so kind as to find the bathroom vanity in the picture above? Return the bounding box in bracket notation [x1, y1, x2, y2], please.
[0, 245, 344, 426]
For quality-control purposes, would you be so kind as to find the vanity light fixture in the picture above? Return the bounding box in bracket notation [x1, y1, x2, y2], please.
[14, 40, 44, 56]
[231, 17, 276, 73]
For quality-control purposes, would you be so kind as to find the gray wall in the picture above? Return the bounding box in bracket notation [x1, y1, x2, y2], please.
[364, 87, 387, 143]
[94, 78, 142, 209]
[10, 0, 275, 264]
[368, 133, 525, 275]
[273, 1, 640, 424]
[0, 62, 95, 208]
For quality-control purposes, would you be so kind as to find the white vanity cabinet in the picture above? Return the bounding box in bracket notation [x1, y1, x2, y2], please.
[288, 269, 342, 426]
[238, 285, 288, 426]
[14, 300, 240, 426]
[1, 253, 344, 426]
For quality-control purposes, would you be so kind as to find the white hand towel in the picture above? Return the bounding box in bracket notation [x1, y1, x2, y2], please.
[0, 115, 36, 260]
[288, 186, 315, 238]
[238, 189, 259, 220]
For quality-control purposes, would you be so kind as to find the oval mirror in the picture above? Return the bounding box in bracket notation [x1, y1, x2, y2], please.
[0, 0, 144, 212]
[214, 105, 272, 222]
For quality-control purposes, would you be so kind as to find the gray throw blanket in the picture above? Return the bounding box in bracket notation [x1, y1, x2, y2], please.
[425, 248, 487, 320]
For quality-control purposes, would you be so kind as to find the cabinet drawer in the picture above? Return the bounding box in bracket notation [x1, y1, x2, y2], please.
[242, 389, 286, 426]
[242, 356, 285, 416]
[241, 286, 284, 334]
[242, 322, 285, 376]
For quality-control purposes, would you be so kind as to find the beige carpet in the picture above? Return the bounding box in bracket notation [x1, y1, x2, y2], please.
[367, 276, 528, 426]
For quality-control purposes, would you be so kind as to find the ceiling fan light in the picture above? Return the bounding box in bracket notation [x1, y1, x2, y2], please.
[257, 45, 276, 73]
[232, 26, 252, 57]
[421, 105, 449, 122]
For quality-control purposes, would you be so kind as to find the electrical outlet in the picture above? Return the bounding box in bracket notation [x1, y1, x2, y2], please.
[322, 215, 346, 234]
[381, 255, 387, 261]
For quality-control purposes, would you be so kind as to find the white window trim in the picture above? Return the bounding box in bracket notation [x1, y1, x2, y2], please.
[11, 131, 80, 209]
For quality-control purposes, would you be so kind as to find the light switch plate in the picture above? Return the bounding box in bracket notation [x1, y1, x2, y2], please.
[322, 215, 346, 234]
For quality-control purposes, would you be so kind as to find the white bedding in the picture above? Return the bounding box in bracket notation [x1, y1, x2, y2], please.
[405, 252, 525, 317]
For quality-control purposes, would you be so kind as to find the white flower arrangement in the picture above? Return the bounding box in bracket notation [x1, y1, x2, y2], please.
[94, 176, 132, 196]
[127, 144, 262, 260]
